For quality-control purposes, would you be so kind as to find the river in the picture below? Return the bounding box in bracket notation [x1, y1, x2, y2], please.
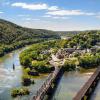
[0, 47, 98, 100]
[51, 71, 94, 100]
[0, 47, 48, 100]
[90, 80, 100, 100]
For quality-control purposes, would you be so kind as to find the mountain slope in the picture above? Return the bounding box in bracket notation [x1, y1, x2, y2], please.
[0, 19, 60, 56]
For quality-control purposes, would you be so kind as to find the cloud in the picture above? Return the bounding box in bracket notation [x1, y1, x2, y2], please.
[95, 12, 100, 19]
[43, 15, 51, 18]
[22, 18, 40, 21]
[11, 2, 48, 10]
[11, 2, 59, 11]
[48, 6, 59, 11]
[47, 10, 95, 16]
[52, 16, 69, 19]
[11, 2, 95, 18]
[17, 14, 30, 17]
[96, 15, 100, 19]
[43, 15, 70, 19]
[0, 11, 4, 14]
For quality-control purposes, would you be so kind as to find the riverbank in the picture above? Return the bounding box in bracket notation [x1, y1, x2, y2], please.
[0, 39, 45, 57]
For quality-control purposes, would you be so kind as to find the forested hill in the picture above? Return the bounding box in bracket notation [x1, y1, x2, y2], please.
[0, 19, 60, 56]
[0, 19, 60, 44]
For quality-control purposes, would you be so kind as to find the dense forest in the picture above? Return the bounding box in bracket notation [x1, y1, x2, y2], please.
[20, 41, 60, 73]
[0, 19, 60, 56]
[65, 30, 100, 48]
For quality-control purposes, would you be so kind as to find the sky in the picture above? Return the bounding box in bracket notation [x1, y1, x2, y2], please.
[0, 0, 100, 31]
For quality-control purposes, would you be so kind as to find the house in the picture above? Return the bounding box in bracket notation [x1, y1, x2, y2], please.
[64, 48, 75, 54]
[41, 50, 49, 54]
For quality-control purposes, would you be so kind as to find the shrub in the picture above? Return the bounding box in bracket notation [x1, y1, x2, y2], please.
[32, 60, 51, 73]
[63, 60, 76, 71]
[22, 75, 32, 86]
[28, 70, 39, 76]
[11, 87, 30, 97]
[79, 53, 100, 68]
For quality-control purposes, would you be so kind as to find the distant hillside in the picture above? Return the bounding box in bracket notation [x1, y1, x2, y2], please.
[57, 30, 100, 37]
[56, 31, 81, 37]
[0, 19, 60, 56]
[55, 30, 100, 49]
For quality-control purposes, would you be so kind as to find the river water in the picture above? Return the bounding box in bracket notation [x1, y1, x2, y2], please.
[0, 47, 48, 100]
[91, 81, 100, 100]
[0, 47, 98, 100]
[51, 71, 93, 100]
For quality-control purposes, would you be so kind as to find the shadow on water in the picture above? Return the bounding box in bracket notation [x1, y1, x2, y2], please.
[90, 80, 100, 100]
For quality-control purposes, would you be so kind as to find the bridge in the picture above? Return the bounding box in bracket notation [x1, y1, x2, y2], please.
[31, 66, 63, 100]
[73, 66, 100, 100]
[31, 59, 100, 100]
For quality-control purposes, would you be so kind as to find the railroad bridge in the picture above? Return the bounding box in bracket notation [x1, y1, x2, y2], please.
[31, 66, 64, 100]
[73, 66, 100, 100]
[31, 65, 100, 100]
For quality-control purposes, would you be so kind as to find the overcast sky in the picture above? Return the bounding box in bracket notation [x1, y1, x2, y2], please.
[0, 0, 100, 31]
